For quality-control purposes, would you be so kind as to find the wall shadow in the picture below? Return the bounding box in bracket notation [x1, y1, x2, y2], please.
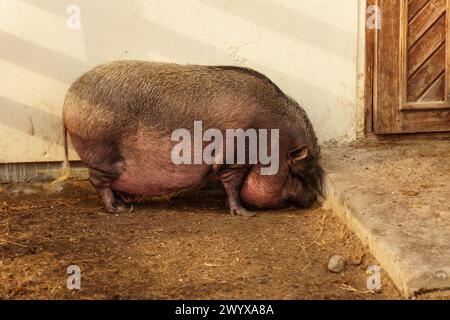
[0, 96, 63, 145]
[0, 0, 352, 154]
[0, 30, 88, 85]
[198, 0, 355, 60]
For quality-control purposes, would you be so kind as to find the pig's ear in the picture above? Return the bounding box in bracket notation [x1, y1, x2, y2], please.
[289, 146, 309, 161]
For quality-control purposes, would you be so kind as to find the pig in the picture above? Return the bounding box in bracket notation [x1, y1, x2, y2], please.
[62, 61, 321, 216]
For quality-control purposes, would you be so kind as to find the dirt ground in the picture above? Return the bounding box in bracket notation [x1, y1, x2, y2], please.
[0, 180, 429, 300]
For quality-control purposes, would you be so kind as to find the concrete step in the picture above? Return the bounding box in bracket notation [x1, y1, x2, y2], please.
[322, 140, 450, 297]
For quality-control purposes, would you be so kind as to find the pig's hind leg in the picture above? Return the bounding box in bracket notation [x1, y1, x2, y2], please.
[89, 164, 132, 213]
[214, 164, 256, 217]
[71, 135, 132, 213]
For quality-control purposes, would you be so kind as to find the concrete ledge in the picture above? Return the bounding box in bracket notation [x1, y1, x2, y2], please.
[322, 140, 450, 297]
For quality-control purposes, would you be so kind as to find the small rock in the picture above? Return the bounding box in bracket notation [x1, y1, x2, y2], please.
[328, 255, 345, 273]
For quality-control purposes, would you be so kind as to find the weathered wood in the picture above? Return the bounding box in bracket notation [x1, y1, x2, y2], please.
[420, 73, 446, 101]
[402, 109, 450, 132]
[408, 14, 445, 77]
[408, 45, 445, 101]
[374, 0, 402, 133]
[409, 0, 430, 19]
[364, 0, 377, 134]
[403, 101, 449, 110]
[372, 0, 450, 134]
[408, 0, 446, 47]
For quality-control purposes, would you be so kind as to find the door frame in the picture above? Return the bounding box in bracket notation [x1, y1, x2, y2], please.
[364, 0, 376, 135]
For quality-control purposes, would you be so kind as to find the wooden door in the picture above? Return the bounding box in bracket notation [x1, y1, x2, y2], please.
[373, 0, 450, 133]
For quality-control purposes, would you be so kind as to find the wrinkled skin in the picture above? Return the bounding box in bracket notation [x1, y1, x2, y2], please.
[63, 61, 321, 216]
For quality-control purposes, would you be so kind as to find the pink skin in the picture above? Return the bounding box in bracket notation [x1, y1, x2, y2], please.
[239, 124, 316, 210]
[240, 162, 315, 210]
[68, 125, 315, 216]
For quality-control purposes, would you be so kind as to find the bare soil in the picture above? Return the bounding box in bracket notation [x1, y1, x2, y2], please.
[0, 181, 406, 299]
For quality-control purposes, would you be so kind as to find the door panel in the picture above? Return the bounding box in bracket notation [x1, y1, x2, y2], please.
[373, 0, 450, 133]
[407, 14, 445, 78]
[407, 44, 445, 102]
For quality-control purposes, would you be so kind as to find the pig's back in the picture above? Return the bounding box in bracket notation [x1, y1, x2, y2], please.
[63, 61, 290, 139]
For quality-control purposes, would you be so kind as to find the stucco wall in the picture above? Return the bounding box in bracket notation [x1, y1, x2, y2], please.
[0, 0, 362, 163]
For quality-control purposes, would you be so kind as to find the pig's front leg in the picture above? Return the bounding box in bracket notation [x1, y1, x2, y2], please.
[214, 164, 256, 217]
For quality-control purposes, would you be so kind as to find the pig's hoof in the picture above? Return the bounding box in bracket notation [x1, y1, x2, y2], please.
[120, 203, 133, 213]
[107, 203, 133, 214]
[230, 207, 256, 217]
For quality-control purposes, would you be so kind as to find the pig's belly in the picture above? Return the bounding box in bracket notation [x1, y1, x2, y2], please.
[111, 160, 211, 196]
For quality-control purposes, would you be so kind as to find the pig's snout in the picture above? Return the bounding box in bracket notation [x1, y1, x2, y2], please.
[298, 190, 317, 207]
[288, 182, 317, 208]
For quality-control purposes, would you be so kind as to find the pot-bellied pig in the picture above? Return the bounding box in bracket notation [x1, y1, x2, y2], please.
[62, 61, 321, 216]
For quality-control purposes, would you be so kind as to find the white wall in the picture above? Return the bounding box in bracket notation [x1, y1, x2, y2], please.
[0, 0, 361, 163]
